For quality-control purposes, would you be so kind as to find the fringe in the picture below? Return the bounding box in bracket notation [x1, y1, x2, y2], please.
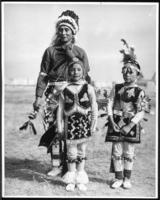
[66, 137, 91, 145]
[62, 171, 76, 184]
[76, 171, 89, 184]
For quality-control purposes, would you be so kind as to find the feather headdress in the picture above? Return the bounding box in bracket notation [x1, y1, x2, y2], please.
[119, 38, 142, 76]
[56, 10, 79, 35]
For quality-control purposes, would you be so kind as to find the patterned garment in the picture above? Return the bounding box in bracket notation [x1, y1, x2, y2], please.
[65, 112, 91, 140]
[105, 83, 147, 143]
[63, 83, 91, 112]
[43, 85, 59, 125]
[43, 82, 68, 125]
[39, 83, 67, 171]
[105, 115, 142, 143]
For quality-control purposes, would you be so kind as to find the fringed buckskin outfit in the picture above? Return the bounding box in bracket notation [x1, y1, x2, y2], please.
[57, 80, 98, 186]
[33, 10, 92, 178]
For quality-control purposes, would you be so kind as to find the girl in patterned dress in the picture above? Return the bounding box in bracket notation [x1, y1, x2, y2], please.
[57, 60, 98, 191]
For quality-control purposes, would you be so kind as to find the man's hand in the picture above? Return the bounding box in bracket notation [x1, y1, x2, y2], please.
[33, 97, 41, 112]
[65, 44, 79, 62]
[65, 44, 74, 59]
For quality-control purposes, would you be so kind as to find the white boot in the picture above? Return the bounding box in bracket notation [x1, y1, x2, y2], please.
[63, 162, 76, 191]
[123, 178, 132, 189]
[47, 167, 61, 177]
[63, 171, 76, 184]
[63, 171, 76, 191]
[77, 183, 87, 191]
[111, 179, 123, 189]
[76, 158, 88, 191]
[66, 183, 76, 191]
[76, 171, 89, 191]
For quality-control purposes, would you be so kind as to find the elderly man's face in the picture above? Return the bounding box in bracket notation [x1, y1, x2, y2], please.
[58, 25, 73, 43]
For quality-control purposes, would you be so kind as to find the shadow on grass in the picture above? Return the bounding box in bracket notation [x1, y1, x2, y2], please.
[5, 157, 112, 187]
[89, 176, 112, 186]
[5, 157, 65, 187]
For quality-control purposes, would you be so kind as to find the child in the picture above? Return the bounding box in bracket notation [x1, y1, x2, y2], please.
[57, 60, 98, 191]
[105, 39, 150, 189]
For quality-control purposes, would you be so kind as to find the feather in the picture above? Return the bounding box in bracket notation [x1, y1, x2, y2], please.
[28, 121, 37, 135]
[28, 111, 37, 120]
[19, 120, 37, 135]
[19, 121, 29, 131]
[121, 38, 129, 48]
[38, 124, 58, 149]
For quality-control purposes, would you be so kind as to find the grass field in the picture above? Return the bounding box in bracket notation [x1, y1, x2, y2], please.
[3, 85, 157, 198]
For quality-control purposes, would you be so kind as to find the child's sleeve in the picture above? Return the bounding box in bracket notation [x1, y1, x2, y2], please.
[56, 93, 64, 133]
[131, 90, 145, 124]
[88, 85, 98, 132]
[107, 85, 115, 116]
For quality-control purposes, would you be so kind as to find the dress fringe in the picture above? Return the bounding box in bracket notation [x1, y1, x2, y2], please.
[76, 170, 89, 184]
[66, 137, 91, 145]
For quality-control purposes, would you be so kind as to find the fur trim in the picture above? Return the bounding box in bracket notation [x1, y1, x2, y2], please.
[62, 171, 76, 184]
[76, 171, 89, 184]
[66, 137, 91, 145]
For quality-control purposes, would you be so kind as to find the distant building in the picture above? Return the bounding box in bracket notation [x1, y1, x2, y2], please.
[137, 72, 156, 92]
[92, 80, 112, 88]
[5, 78, 36, 86]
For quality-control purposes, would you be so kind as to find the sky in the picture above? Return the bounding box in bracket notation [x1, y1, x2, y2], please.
[2, 2, 158, 84]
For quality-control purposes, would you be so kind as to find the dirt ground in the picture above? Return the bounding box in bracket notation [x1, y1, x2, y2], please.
[3, 86, 158, 198]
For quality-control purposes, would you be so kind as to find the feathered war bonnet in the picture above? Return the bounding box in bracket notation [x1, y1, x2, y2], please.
[119, 39, 143, 77]
[56, 10, 79, 35]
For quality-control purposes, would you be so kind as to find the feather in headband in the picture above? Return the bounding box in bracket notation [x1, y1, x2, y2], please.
[120, 38, 141, 73]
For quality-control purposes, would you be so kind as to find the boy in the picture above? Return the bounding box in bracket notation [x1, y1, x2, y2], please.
[105, 39, 150, 189]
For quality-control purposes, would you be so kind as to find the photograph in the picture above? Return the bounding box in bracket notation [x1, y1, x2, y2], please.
[1, 1, 158, 198]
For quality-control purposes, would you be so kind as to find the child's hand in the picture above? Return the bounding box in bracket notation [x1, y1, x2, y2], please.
[120, 122, 135, 135]
[108, 116, 120, 132]
[120, 125, 131, 135]
[112, 122, 120, 132]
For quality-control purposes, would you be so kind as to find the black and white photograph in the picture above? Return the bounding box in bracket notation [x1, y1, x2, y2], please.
[1, 2, 159, 198]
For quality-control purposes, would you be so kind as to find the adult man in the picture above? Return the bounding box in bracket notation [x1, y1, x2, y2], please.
[33, 10, 91, 177]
